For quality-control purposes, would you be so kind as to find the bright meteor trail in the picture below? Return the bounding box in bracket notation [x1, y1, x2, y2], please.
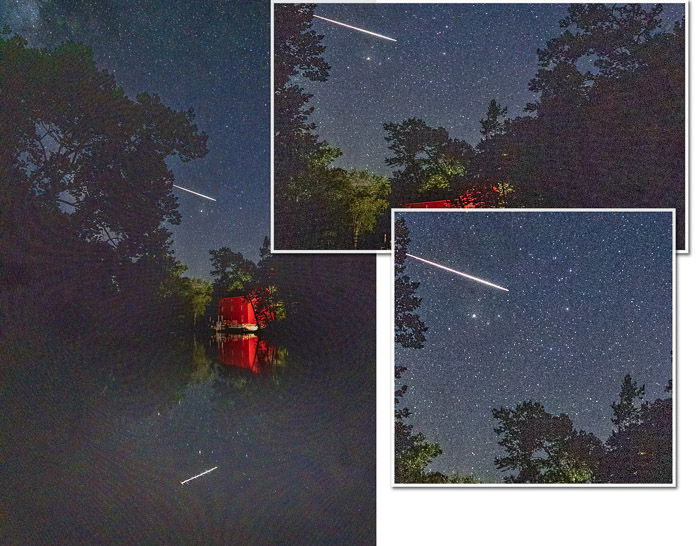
[312, 15, 397, 42]
[406, 253, 509, 292]
[173, 184, 217, 201]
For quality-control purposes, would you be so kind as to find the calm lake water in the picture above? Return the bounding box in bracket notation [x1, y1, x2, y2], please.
[4, 329, 375, 544]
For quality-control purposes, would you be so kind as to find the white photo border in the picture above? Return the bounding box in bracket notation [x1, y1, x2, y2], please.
[389, 207, 677, 487]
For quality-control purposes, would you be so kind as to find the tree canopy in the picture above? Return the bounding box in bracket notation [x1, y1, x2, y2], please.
[1, 30, 208, 331]
[273, 5, 390, 250]
[492, 373, 672, 484]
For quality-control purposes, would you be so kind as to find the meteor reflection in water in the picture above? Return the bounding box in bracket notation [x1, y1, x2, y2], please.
[406, 253, 509, 292]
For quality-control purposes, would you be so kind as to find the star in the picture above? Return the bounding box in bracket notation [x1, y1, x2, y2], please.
[396, 210, 672, 481]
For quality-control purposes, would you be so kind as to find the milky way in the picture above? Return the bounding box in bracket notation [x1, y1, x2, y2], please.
[395, 211, 673, 481]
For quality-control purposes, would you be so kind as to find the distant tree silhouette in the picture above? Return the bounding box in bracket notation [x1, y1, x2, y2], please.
[599, 374, 672, 483]
[492, 401, 604, 483]
[611, 374, 646, 432]
[479, 99, 508, 141]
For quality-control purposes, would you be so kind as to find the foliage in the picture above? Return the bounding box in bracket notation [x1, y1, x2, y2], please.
[479, 99, 508, 140]
[393, 218, 470, 484]
[272, 5, 391, 249]
[273, 2, 332, 247]
[492, 374, 672, 484]
[1, 32, 206, 261]
[273, 3, 329, 182]
[394, 218, 428, 349]
[384, 118, 475, 205]
[209, 248, 257, 297]
[482, 4, 685, 245]
[161, 264, 213, 329]
[611, 373, 646, 432]
[208, 238, 288, 329]
[277, 150, 390, 249]
[599, 375, 672, 483]
[492, 401, 604, 483]
[346, 170, 390, 249]
[0, 30, 207, 333]
[394, 424, 443, 483]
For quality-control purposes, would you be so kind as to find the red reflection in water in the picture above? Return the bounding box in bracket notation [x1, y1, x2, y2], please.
[217, 334, 276, 374]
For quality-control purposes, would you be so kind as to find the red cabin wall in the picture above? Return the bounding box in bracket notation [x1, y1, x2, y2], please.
[218, 296, 256, 326]
[217, 294, 275, 327]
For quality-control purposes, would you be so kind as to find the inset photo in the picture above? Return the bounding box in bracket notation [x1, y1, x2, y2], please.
[272, 2, 686, 252]
[393, 209, 675, 486]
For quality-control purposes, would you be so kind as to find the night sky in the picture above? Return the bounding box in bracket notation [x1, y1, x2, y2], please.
[395, 211, 673, 481]
[304, 3, 685, 174]
[1, 0, 269, 278]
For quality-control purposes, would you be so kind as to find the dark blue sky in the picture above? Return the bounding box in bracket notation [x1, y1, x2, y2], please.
[305, 3, 685, 174]
[396, 211, 673, 481]
[1, 0, 269, 278]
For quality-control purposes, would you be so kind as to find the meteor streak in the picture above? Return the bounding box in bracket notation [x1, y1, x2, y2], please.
[180, 466, 218, 485]
[173, 184, 217, 202]
[312, 14, 397, 42]
[406, 253, 509, 292]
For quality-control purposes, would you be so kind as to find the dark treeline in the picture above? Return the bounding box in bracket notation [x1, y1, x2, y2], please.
[277, 4, 685, 249]
[394, 218, 672, 484]
[493, 375, 672, 484]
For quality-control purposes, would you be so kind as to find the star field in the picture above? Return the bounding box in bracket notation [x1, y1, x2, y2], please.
[395, 211, 673, 481]
[1, 0, 270, 278]
[304, 3, 685, 174]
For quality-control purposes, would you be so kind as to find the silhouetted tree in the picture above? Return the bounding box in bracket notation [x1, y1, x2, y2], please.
[259, 236, 271, 263]
[394, 218, 428, 349]
[611, 374, 646, 432]
[209, 248, 256, 299]
[483, 4, 685, 245]
[599, 374, 672, 483]
[0, 30, 207, 332]
[393, 217, 454, 483]
[479, 99, 508, 140]
[274, 3, 333, 248]
[492, 401, 604, 483]
[384, 118, 475, 205]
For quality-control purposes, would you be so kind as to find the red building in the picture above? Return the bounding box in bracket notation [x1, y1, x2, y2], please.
[217, 296, 258, 330]
[216, 294, 274, 331]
